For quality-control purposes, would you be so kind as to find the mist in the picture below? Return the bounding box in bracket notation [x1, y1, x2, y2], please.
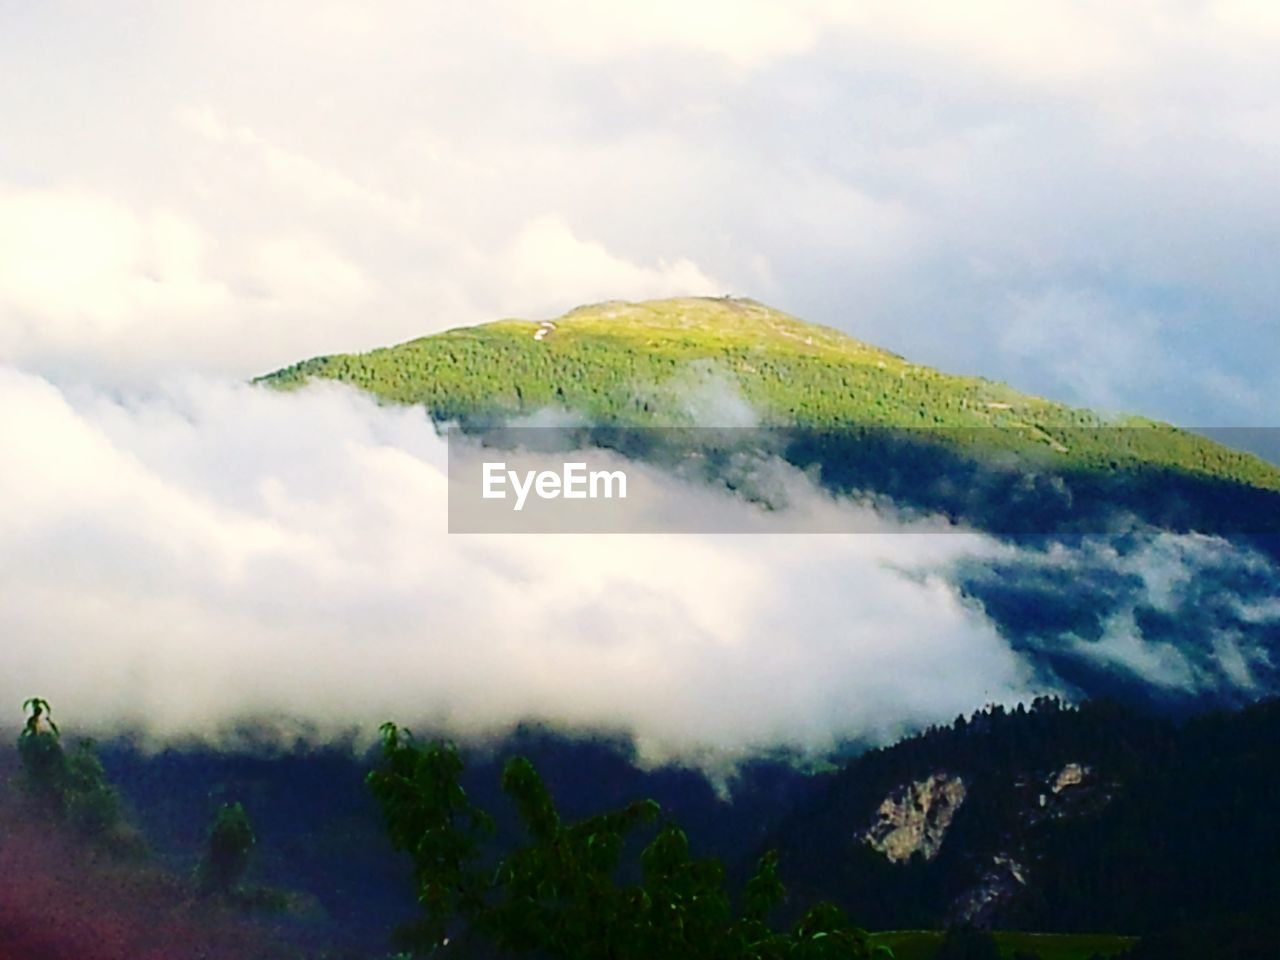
[2, 369, 1276, 768]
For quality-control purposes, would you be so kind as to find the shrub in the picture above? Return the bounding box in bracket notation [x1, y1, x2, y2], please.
[197, 801, 256, 896]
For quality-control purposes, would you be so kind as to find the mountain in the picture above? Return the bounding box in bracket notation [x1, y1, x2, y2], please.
[763, 697, 1280, 938]
[256, 296, 1280, 714]
[258, 297, 1280, 543]
[37, 700, 1280, 958]
[258, 296, 1280, 499]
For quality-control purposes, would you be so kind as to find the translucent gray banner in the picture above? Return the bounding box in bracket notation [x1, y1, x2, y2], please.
[446, 426, 1280, 535]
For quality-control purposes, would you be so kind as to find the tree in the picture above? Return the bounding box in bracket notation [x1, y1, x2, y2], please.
[17, 697, 68, 810]
[64, 738, 122, 835]
[197, 802, 256, 896]
[16, 698, 127, 844]
[22, 697, 58, 736]
[368, 723, 888, 959]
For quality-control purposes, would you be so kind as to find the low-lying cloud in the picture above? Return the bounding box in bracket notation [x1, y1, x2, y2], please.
[957, 533, 1280, 703]
[2, 370, 1276, 768]
[0, 369, 1034, 763]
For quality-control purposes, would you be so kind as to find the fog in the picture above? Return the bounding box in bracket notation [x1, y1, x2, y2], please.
[3, 370, 1276, 767]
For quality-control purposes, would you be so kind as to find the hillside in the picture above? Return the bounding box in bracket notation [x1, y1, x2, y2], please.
[93, 703, 1280, 958]
[0, 752, 299, 960]
[258, 297, 1280, 497]
[7, 701, 1278, 958]
[765, 698, 1280, 939]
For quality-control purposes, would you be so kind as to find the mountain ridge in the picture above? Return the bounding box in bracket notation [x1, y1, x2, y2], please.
[258, 296, 1280, 497]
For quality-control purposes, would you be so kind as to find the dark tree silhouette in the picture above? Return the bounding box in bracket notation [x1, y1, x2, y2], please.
[197, 802, 256, 896]
[368, 722, 888, 959]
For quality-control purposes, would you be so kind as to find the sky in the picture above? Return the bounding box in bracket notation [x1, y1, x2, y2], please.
[1, 1, 1278, 424]
[3, 3, 1280, 763]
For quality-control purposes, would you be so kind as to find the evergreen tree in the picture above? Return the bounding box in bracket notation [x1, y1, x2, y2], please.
[197, 801, 256, 896]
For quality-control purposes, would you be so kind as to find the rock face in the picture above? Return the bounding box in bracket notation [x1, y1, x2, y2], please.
[949, 760, 1098, 923]
[950, 853, 1028, 926]
[1051, 762, 1090, 793]
[863, 772, 967, 864]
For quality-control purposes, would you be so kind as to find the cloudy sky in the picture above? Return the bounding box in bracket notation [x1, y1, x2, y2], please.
[2, 1, 1278, 423]
[3, 3, 1280, 761]
[8, 366, 1274, 764]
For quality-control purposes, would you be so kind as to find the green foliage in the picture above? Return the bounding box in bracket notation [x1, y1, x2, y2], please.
[64, 738, 122, 835]
[368, 722, 885, 959]
[365, 725, 494, 939]
[198, 801, 257, 896]
[18, 697, 67, 808]
[16, 698, 124, 840]
[258, 297, 1280, 495]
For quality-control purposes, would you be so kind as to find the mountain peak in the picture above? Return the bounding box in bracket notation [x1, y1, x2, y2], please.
[258, 297, 1280, 496]
[474, 295, 904, 367]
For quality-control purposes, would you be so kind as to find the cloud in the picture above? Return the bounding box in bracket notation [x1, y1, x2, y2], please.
[0, 369, 1047, 763]
[3, 4, 1280, 771]
[956, 532, 1280, 700]
[500, 216, 721, 312]
[996, 288, 1168, 412]
[0, 176, 718, 384]
[0, 188, 229, 352]
[0, 185, 375, 384]
[4, 370, 1277, 765]
[520, 0, 825, 67]
[518, 1, 1146, 84]
[3, 3, 1279, 425]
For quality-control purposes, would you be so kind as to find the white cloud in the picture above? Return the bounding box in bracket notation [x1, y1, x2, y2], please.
[996, 288, 1168, 413]
[0, 188, 228, 349]
[247, 234, 373, 306]
[828, 1, 1156, 90]
[3, 2, 1278, 423]
[2, 3, 1280, 765]
[520, 0, 825, 67]
[7, 372, 1271, 760]
[501, 216, 721, 313]
[0, 184, 382, 382]
[0, 370, 1041, 762]
[960, 532, 1280, 698]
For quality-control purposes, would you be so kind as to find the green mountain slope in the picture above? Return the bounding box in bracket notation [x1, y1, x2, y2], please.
[258, 296, 1280, 493]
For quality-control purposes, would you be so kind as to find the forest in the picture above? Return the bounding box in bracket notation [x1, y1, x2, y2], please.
[5, 694, 1278, 959]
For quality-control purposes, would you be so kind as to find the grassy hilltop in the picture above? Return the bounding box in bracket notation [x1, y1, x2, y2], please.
[259, 296, 1280, 494]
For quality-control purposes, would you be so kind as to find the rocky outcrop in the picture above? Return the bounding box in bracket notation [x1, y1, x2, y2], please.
[863, 772, 967, 864]
[950, 761, 1098, 923]
[950, 853, 1028, 926]
[1051, 762, 1090, 793]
